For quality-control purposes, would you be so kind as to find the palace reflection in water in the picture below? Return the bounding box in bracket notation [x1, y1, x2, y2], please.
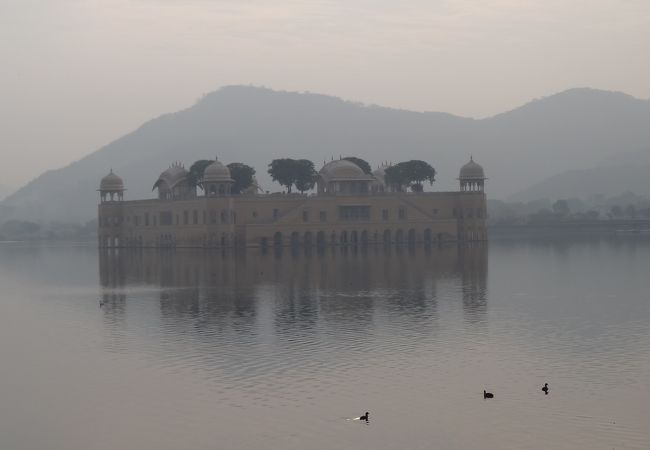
[99, 244, 488, 338]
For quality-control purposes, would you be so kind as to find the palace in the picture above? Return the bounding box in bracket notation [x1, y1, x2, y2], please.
[97, 157, 487, 248]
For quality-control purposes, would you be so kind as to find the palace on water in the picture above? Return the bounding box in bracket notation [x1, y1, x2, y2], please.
[97, 157, 487, 248]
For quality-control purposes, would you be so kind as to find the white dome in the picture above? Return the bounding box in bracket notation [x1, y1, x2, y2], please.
[203, 159, 233, 183]
[99, 170, 124, 191]
[319, 160, 372, 181]
[459, 157, 485, 179]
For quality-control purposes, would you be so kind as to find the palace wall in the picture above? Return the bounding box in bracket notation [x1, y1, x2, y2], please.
[98, 191, 487, 248]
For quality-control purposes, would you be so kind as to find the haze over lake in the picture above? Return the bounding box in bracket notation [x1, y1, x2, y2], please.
[1, 239, 649, 450]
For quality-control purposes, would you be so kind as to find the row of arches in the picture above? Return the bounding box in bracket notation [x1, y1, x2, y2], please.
[152, 233, 238, 248]
[99, 191, 124, 203]
[100, 228, 486, 248]
[460, 180, 485, 192]
[264, 228, 458, 248]
[100, 233, 236, 248]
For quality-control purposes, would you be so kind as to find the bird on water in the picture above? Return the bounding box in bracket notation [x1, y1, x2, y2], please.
[359, 412, 369, 421]
[483, 390, 494, 399]
[542, 383, 549, 394]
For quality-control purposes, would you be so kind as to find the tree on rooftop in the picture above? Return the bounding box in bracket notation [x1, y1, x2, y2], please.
[294, 159, 318, 193]
[268, 158, 317, 193]
[385, 160, 436, 192]
[227, 162, 255, 194]
[384, 164, 408, 192]
[188, 159, 213, 190]
[268, 158, 298, 193]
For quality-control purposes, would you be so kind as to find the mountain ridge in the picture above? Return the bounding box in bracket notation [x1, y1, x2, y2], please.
[0, 184, 12, 202]
[509, 160, 650, 202]
[3, 85, 650, 223]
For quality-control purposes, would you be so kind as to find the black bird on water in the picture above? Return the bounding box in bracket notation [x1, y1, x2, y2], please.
[483, 390, 494, 399]
[542, 383, 549, 394]
[359, 412, 369, 421]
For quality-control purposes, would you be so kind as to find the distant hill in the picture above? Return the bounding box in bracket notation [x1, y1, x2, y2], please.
[509, 163, 650, 202]
[509, 147, 650, 202]
[2, 86, 650, 223]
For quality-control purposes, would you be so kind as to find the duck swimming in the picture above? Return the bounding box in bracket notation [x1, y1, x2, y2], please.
[359, 412, 369, 421]
[483, 390, 494, 399]
[542, 383, 549, 394]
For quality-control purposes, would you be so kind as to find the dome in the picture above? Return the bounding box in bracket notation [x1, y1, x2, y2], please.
[459, 157, 485, 179]
[371, 162, 391, 183]
[202, 158, 233, 183]
[154, 163, 188, 190]
[99, 170, 124, 191]
[319, 159, 372, 182]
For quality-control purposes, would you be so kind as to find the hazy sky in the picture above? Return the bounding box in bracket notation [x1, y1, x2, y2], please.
[1, 0, 649, 188]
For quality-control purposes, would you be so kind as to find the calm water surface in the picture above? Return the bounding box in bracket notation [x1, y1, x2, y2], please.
[0, 239, 649, 449]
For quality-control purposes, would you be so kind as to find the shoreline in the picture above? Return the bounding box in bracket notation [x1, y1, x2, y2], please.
[489, 219, 650, 239]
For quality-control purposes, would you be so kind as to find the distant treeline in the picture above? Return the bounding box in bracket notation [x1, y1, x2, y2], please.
[0, 219, 97, 242]
[489, 191, 650, 226]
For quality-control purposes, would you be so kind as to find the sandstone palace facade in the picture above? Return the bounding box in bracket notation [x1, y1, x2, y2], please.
[97, 157, 487, 248]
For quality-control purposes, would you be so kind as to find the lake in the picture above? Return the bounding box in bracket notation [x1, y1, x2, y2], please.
[0, 238, 649, 449]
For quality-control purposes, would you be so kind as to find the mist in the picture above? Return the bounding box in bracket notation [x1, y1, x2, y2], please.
[3, 2, 650, 449]
[1, 0, 649, 189]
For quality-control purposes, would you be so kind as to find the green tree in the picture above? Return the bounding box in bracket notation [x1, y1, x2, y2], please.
[227, 162, 256, 194]
[268, 158, 317, 193]
[552, 199, 570, 217]
[294, 159, 318, 193]
[626, 204, 637, 218]
[268, 158, 298, 193]
[405, 160, 436, 191]
[385, 160, 436, 192]
[384, 164, 408, 191]
[188, 159, 213, 190]
[528, 208, 554, 224]
[1, 220, 41, 238]
[610, 205, 624, 218]
[343, 156, 372, 175]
